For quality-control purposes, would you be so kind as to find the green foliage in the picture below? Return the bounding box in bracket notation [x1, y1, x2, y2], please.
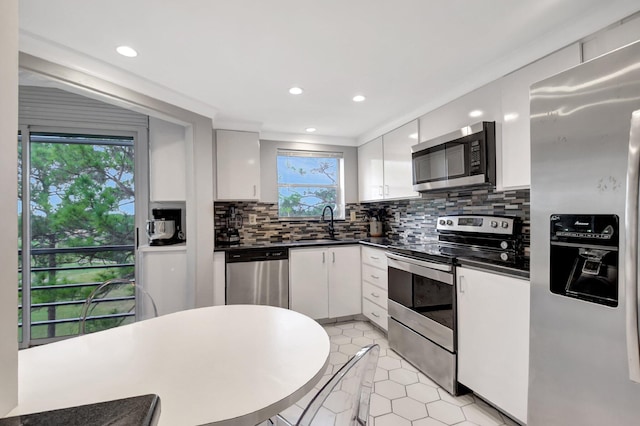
[21, 136, 136, 339]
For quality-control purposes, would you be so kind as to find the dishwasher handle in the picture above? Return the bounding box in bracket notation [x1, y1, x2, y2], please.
[225, 248, 289, 263]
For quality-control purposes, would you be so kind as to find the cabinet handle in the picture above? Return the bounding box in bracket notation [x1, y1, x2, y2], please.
[253, 185, 256, 196]
[370, 256, 380, 260]
[371, 312, 380, 318]
[371, 292, 380, 298]
[385, 185, 390, 195]
[378, 186, 383, 196]
[332, 252, 335, 263]
[459, 275, 466, 294]
[322, 252, 325, 263]
[370, 274, 379, 279]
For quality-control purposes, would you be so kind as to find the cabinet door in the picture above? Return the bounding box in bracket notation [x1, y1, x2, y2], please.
[358, 137, 384, 202]
[499, 43, 580, 189]
[456, 266, 529, 423]
[139, 250, 190, 316]
[149, 117, 186, 202]
[290, 248, 328, 319]
[382, 120, 419, 199]
[215, 130, 260, 200]
[328, 246, 362, 318]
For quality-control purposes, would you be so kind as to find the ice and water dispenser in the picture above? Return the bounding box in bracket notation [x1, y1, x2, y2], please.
[549, 214, 619, 307]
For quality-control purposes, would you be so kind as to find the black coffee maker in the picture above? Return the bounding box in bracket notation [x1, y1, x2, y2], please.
[146, 208, 185, 246]
[216, 206, 242, 245]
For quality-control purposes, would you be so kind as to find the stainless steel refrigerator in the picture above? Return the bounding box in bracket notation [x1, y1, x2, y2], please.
[530, 40, 640, 425]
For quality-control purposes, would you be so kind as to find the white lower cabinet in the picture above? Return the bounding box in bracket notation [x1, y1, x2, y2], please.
[290, 245, 361, 320]
[361, 246, 388, 331]
[456, 266, 529, 424]
[138, 247, 191, 316]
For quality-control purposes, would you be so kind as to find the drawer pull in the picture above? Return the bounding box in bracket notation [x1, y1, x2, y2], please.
[371, 312, 380, 318]
[370, 292, 380, 298]
[370, 256, 380, 260]
[370, 274, 379, 279]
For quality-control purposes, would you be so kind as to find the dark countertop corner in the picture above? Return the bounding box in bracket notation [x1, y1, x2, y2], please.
[0, 394, 161, 426]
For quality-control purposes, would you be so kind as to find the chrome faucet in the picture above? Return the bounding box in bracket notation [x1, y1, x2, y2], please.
[321, 205, 335, 240]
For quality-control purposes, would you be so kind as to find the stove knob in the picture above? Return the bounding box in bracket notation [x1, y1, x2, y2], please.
[446, 220, 453, 226]
[439, 219, 446, 225]
[491, 221, 498, 228]
[500, 253, 509, 261]
[500, 241, 509, 249]
[501, 221, 509, 229]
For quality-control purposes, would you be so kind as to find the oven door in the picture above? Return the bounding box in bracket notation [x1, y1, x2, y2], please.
[387, 253, 455, 352]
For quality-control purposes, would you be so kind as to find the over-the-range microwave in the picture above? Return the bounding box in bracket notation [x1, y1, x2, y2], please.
[411, 121, 497, 192]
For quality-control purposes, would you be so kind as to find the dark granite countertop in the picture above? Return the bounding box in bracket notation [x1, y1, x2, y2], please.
[1, 394, 160, 426]
[214, 238, 363, 251]
[214, 238, 530, 278]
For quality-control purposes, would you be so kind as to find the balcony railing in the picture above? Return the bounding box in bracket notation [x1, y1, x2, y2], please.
[19, 245, 135, 345]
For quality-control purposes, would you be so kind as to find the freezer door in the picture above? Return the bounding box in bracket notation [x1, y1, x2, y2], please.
[530, 40, 640, 425]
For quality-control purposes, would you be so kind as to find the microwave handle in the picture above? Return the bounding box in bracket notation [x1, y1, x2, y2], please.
[624, 109, 640, 383]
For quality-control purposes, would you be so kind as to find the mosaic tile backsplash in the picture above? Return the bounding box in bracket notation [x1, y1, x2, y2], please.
[215, 187, 530, 252]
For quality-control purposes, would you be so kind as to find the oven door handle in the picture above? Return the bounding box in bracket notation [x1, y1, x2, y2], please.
[387, 254, 453, 285]
[386, 252, 452, 272]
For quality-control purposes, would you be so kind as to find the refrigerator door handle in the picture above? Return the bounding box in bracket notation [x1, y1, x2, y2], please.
[625, 109, 640, 383]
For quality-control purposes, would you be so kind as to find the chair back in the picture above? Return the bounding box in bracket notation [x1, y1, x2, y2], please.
[296, 343, 380, 426]
[79, 278, 158, 334]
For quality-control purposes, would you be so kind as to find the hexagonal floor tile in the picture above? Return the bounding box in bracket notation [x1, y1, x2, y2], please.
[374, 367, 389, 382]
[375, 380, 407, 399]
[426, 400, 466, 425]
[331, 335, 352, 345]
[377, 356, 403, 370]
[328, 351, 348, 365]
[342, 328, 364, 338]
[392, 396, 428, 421]
[413, 417, 448, 426]
[338, 343, 361, 356]
[374, 413, 412, 426]
[437, 388, 475, 407]
[406, 382, 441, 403]
[369, 393, 392, 417]
[462, 399, 504, 426]
[389, 368, 419, 385]
[336, 322, 355, 329]
[351, 336, 375, 347]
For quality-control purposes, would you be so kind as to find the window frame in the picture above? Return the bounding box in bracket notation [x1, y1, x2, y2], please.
[276, 149, 345, 220]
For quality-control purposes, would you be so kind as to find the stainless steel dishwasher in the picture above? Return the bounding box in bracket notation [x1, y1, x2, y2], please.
[225, 247, 289, 308]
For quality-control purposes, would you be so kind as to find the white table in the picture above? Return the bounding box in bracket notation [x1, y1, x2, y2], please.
[7, 305, 331, 425]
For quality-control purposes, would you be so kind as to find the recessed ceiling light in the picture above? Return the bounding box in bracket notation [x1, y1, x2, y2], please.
[289, 87, 304, 95]
[352, 95, 366, 102]
[469, 110, 483, 118]
[116, 45, 138, 58]
[305, 127, 317, 133]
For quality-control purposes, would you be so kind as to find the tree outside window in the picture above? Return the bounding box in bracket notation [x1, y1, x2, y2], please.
[277, 150, 345, 219]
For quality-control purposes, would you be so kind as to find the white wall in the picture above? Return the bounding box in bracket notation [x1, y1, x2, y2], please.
[0, 0, 19, 415]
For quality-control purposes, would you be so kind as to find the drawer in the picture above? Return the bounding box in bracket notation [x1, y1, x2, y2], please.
[363, 298, 388, 331]
[362, 263, 387, 290]
[362, 246, 388, 269]
[363, 281, 388, 309]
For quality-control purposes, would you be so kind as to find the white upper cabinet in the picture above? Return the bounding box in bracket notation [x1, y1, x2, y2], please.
[382, 120, 420, 199]
[499, 43, 580, 189]
[215, 130, 260, 200]
[582, 14, 640, 62]
[358, 137, 384, 202]
[358, 121, 419, 202]
[418, 81, 503, 144]
[149, 117, 187, 202]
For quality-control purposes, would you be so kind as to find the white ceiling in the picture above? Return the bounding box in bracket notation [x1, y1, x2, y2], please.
[18, 0, 640, 144]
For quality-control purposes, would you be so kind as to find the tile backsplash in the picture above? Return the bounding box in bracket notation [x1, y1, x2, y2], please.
[215, 187, 530, 249]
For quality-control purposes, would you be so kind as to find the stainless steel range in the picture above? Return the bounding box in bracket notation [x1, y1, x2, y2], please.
[386, 214, 523, 395]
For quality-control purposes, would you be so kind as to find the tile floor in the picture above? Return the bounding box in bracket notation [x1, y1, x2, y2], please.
[277, 320, 520, 426]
